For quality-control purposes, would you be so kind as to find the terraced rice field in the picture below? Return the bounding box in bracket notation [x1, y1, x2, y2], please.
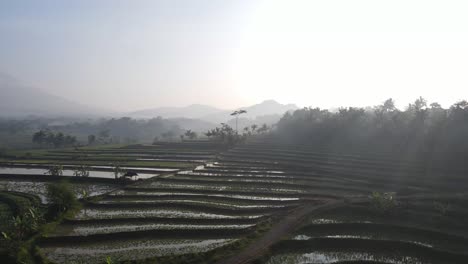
[1, 139, 468, 263]
[217, 139, 468, 264]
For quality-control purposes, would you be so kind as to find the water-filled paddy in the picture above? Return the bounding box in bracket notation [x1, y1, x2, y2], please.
[0, 180, 116, 203]
[75, 208, 264, 220]
[0, 166, 158, 179]
[266, 251, 425, 264]
[55, 223, 255, 236]
[42, 238, 236, 264]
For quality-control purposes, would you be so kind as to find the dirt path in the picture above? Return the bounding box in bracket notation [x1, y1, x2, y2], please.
[217, 199, 347, 264]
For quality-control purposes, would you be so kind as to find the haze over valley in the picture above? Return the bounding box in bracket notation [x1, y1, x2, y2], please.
[1, 1, 468, 264]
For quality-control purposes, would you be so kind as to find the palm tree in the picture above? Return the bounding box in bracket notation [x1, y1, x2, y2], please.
[230, 110, 247, 134]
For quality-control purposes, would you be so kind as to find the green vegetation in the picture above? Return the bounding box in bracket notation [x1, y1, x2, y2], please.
[45, 164, 63, 176]
[369, 192, 398, 215]
[1, 132, 468, 263]
[276, 98, 468, 160]
[46, 181, 79, 217]
[0, 191, 45, 263]
[73, 165, 91, 177]
[32, 130, 77, 148]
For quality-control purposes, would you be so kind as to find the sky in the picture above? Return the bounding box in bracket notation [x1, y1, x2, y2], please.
[1, 0, 468, 111]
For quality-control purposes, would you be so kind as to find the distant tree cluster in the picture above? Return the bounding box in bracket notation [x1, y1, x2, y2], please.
[184, 130, 198, 140]
[32, 130, 77, 148]
[276, 97, 468, 158]
[205, 123, 270, 146]
[242, 123, 270, 136]
[205, 123, 242, 146]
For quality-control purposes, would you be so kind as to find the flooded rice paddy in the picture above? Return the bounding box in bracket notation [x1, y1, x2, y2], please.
[0, 166, 158, 179]
[266, 252, 424, 264]
[42, 239, 236, 264]
[56, 223, 255, 236]
[0, 180, 116, 203]
[75, 208, 264, 220]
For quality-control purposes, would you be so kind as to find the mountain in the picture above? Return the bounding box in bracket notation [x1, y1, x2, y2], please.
[129, 104, 224, 119]
[201, 100, 299, 124]
[130, 100, 298, 126]
[0, 73, 109, 117]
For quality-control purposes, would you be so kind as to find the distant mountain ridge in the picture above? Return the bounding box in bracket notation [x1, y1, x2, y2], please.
[0, 72, 109, 117]
[129, 100, 299, 124]
[129, 104, 224, 119]
[0, 72, 298, 125]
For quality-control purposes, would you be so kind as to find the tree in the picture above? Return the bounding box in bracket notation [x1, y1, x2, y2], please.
[32, 130, 46, 146]
[2, 206, 43, 261]
[257, 124, 269, 134]
[184, 130, 197, 140]
[230, 110, 247, 134]
[64, 135, 77, 146]
[88, 134, 96, 145]
[382, 98, 396, 112]
[162, 130, 176, 141]
[430, 102, 442, 109]
[370, 191, 398, 215]
[98, 129, 111, 143]
[251, 124, 258, 134]
[45, 165, 63, 176]
[33, 130, 77, 148]
[46, 181, 78, 214]
[112, 164, 125, 180]
[73, 165, 90, 177]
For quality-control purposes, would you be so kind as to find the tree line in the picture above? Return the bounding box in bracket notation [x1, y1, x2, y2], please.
[32, 130, 77, 148]
[275, 98, 468, 164]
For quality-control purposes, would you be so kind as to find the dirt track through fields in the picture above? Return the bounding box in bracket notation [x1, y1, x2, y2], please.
[217, 198, 346, 264]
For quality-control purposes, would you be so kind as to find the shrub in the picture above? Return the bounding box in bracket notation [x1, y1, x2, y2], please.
[370, 191, 398, 215]
[433, 201, 451, 216]
[45, 165, 63, 176]
[46, 181, 78, 216]
[1, 206, 44, 262]
[73, 165, 90, 177]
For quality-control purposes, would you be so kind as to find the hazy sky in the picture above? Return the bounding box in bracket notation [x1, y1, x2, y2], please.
[1, 0, 468, 111]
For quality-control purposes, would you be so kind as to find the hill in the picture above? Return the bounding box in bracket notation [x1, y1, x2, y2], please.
[130, 100, 298, 125]
[0, 73, 108, 117]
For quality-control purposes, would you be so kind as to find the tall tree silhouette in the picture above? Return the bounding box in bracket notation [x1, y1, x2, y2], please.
[231, 110, 247, 134]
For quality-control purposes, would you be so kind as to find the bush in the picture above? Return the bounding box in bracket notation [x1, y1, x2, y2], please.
[1, 206, 43, 262]
[45, 165, 63, 176]
[46, 181, 78, 217]
[370, 191, 398, 215]
[433, 201, 451, 216]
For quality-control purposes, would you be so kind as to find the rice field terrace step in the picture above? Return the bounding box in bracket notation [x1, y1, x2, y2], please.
[215, 158, 468, 189]
[0, 174, 120, 184]
[40, 238, 235, 264]
[228, 146, 421, 160]
[218, 153, 427, 174]
[295, 223, 468, 253]
[42, 154, 213, 162]
[84, 201, 295, 214]
[149, 178, 372, 195]
[270, 238, 468, 264]
[0, 163, 180, 173]
[223, 149, 468, 175]
[95, 199, 298, 210]
[100, 194, 301, 205]
[48, 150, 216, 155]
[39, 228, 250, 246]
[172, 173, 364, 187]
[52, 221, 257, 237]
[230, 147, 412, 162]
[74, 207, 266, 220]
[120, 187, 338, 199]
[63, 216, 262, 226]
